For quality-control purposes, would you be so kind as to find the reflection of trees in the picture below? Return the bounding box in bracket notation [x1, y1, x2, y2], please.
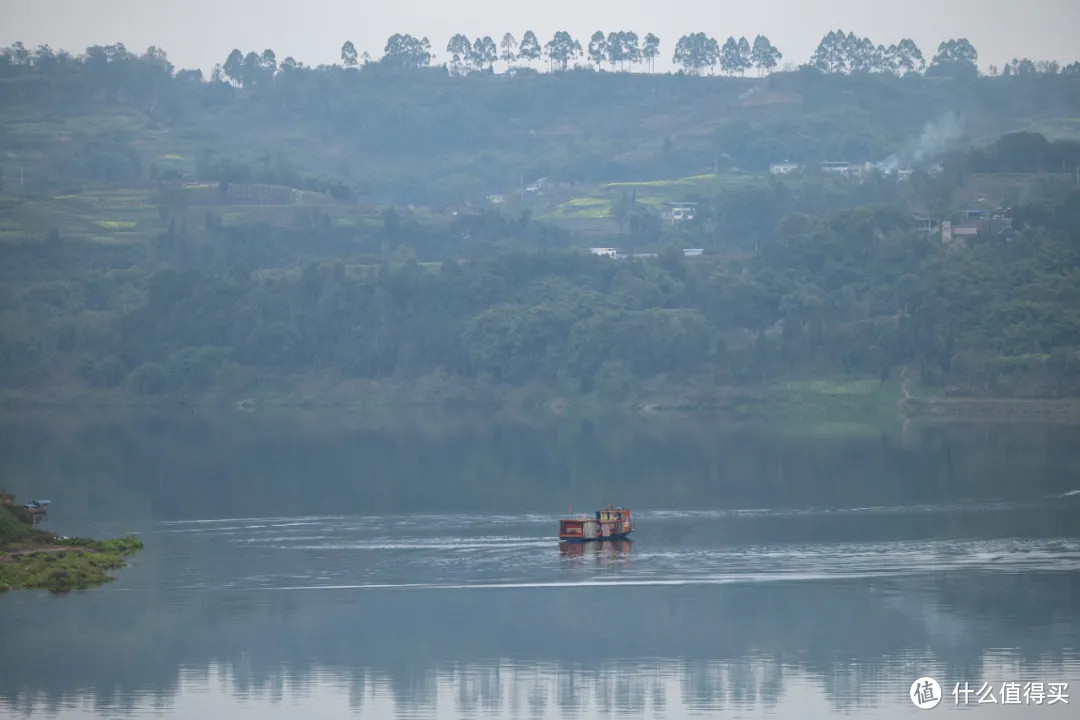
[389, 670, 437, 715]
[678, 661, 787, 712]
[1, 411, 1079, 715]
[2, 575, 1079, 715]
[2, 413, 1079, 530]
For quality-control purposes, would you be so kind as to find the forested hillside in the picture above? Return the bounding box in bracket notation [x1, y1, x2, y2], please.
[3, 40, 1080, 205]
[1, 41, 1080, 406]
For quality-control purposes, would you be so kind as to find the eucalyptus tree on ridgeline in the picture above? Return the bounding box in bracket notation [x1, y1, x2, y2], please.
[518, 30, 542, 67]
[673, 33, 719, 75]
[381, 33, 432, 68]
[446, 34, 471, 75]
[608, 31, 642, 71]
[672, 33, 781, 76]
[340, 40, 358, 68]
[222, 48, 278, 87]
[216, 30, 990, 78]
[14, 30, 1073, 83]
[499, 33, 517, 70]
[927, 38, 979, 77]
[472, 36, 498, 71]
[719, 37, 752, 75]
[750, 35, 782, 75]
[1000, 58, 1065, 76]
[894, 38, 926, 74]
[810, 30, 931, 75]
[543, 31, 582, 71]
[643, 33, 660, 72]
[587, 31, 607, 70]
[444, 34, 498, 73]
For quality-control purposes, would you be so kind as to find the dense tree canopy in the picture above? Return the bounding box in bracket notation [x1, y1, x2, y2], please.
[673, 33, 720, 75]
[927, 38, 979, 78]
[382, 34, 432, 69]
[2, 39, 1080, 402]
[750, 36, 782, 75]
[543, 31, 582, 71]
[6, 183, 1079, 398]
[809, 30, 927, 75]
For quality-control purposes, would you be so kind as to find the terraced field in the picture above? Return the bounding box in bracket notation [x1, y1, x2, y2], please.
[544, 172, 769, 229]
[0, 183, 389, 245]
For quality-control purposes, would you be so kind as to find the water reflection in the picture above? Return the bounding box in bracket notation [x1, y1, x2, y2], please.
[0, 410, 1078, 719]
[559, 538, 632, 561]
[2, 410, 1080, 527]
[2, 576, 1077, 718]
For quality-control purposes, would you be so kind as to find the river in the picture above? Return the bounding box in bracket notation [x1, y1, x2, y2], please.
[0, 411, 1078, 718]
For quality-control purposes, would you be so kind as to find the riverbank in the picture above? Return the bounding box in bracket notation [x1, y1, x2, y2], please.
[3, 371, 1080, 426]
[0, 491, 143, 594]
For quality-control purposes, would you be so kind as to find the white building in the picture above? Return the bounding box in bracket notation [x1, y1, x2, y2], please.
[820, 161, 855, 175]
[769, 162, 801, 175]
[661, 201, 697, 222]
[589, 247, 617, 258]
[520, 176, 550, 195]
[682, 248, 704, 257]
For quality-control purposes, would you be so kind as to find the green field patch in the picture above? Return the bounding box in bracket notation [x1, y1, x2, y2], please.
[73, 191, 154, 206]
[778, 380, 881, 395]
[603, 174, 717, 190]
[551, 197, 612, 218]
[634, 197, 664, 207]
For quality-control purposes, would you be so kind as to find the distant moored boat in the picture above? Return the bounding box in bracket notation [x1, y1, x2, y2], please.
[23, 500, 51, 515]
[559, 504, 631, 542]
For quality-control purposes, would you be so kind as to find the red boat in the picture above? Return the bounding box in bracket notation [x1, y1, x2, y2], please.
[559, 505, 632, 542]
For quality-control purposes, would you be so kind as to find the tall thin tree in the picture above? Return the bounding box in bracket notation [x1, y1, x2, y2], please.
[643, 33, 660, 73]
[499, 33, 518, 70]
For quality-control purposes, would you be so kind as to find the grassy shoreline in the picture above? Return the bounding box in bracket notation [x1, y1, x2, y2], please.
[0, 491, 143, 594]
[3, 372, 1080, 427]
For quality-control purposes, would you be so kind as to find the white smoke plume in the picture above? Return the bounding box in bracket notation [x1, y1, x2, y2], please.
[879, 112, 965, 174]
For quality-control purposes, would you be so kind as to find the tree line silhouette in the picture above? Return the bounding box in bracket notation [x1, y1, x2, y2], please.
[3, 31, 1079, 86]
[349, 29, 1076, 79]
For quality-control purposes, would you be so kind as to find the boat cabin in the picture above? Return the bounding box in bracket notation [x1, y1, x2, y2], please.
[559, 506, 631, 542]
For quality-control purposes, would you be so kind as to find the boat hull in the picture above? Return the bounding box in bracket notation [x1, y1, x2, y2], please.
[559, 533, 631, 543]
[558, 508, 632, 542]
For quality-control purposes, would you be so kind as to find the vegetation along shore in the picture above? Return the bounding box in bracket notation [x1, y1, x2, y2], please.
[0, 490, 143, 594]
[1, 35, 1079, 418]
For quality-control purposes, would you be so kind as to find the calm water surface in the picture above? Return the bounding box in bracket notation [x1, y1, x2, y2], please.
[0, 412, 1078, 718]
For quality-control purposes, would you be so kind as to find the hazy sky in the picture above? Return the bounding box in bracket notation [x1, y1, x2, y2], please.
[2, 0, 1078, 73]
